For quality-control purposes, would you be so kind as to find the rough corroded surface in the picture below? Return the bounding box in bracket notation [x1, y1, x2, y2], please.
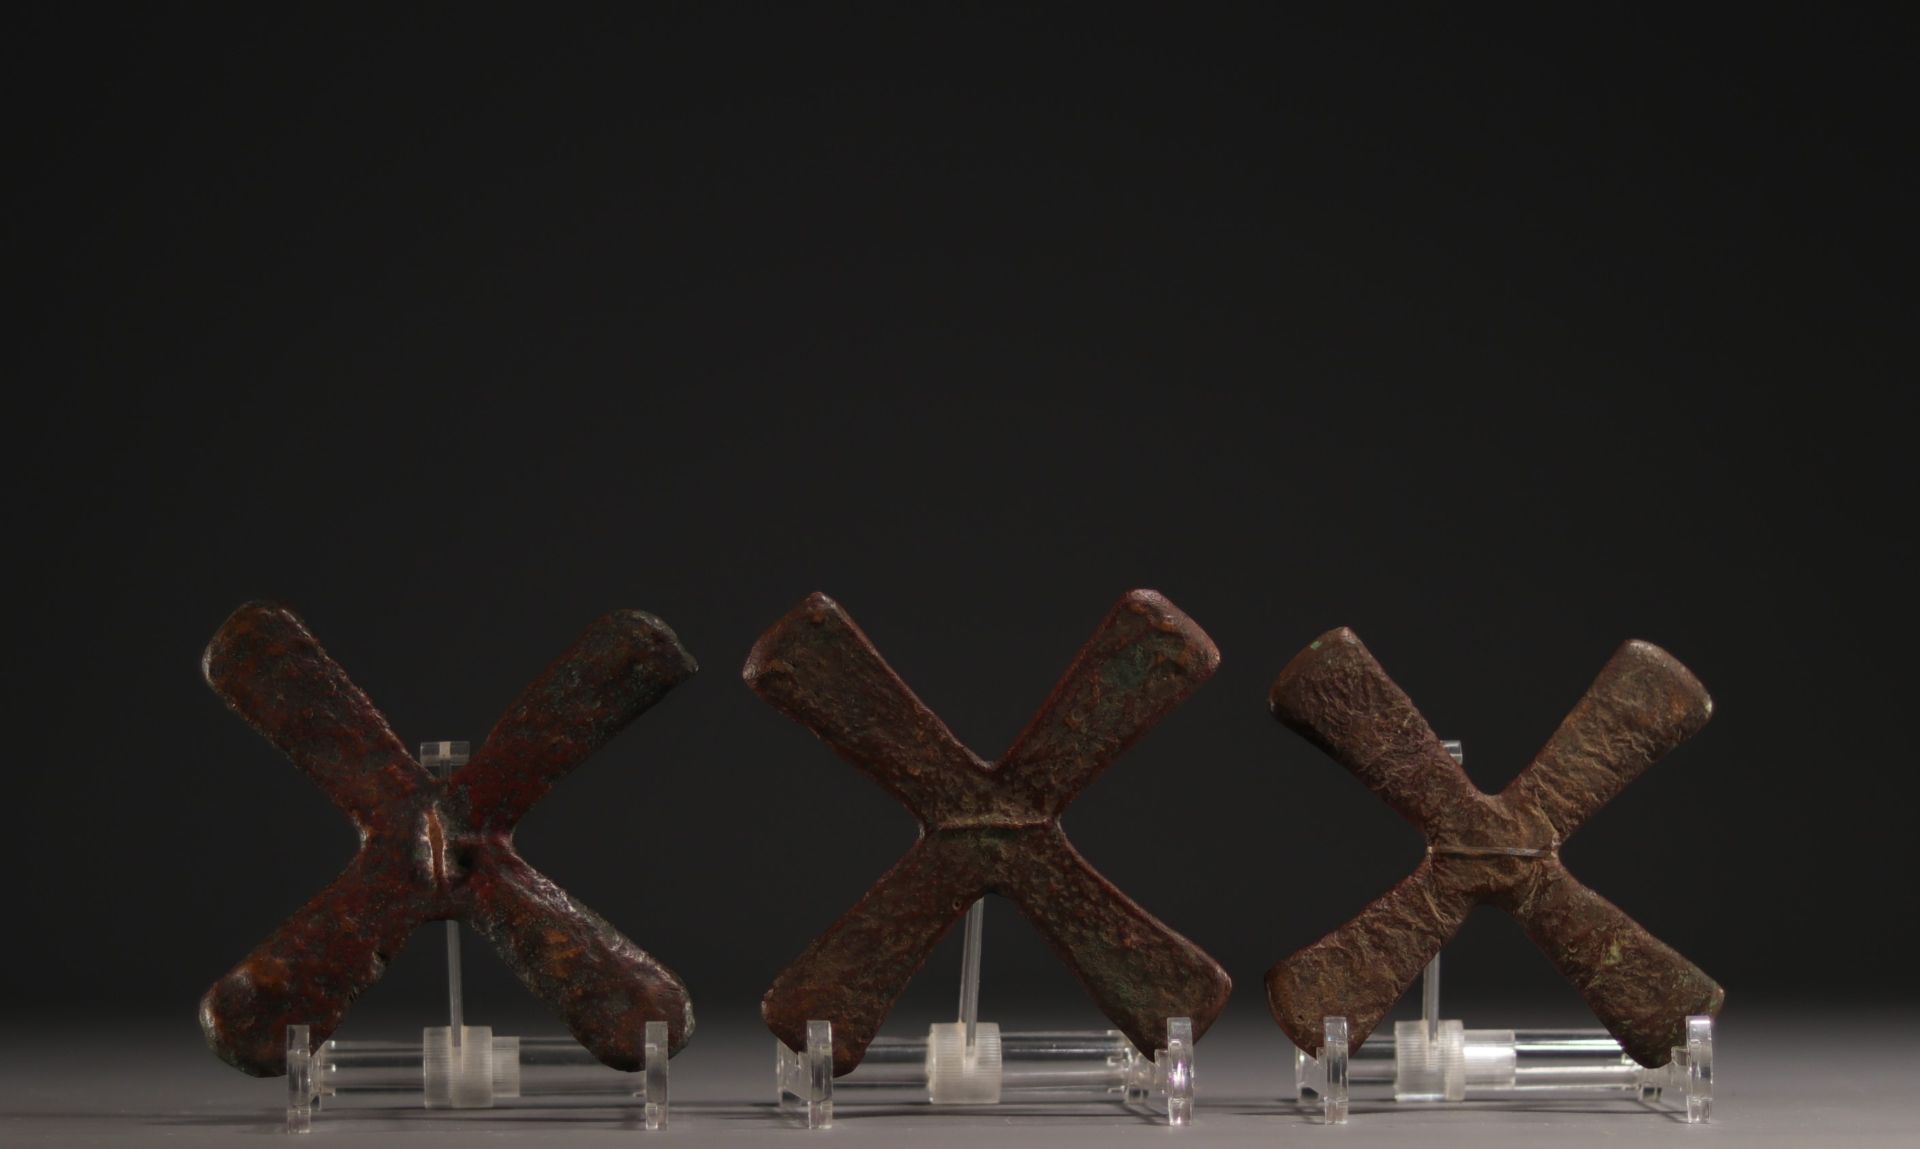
[199, 602, 697, 1077]
[749, 590, 1233, 1076]
[1265, 628, 1724, 1068]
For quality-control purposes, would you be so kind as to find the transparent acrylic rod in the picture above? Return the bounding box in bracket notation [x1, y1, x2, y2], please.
[846, 1031, 1139, 1091]
[957, 899, 984, 1050]
[867, 1032, 1135, 1061]
[1422, 955, 1439, 1043]
[1346, 1027, 1664, 1090]
[315, 1031, 668, 1100]
[421, 742, 471, 1048]
[1420, 741, 1459, 1052]
[445, 921, 464, 1041]
[1422, 741, 1459, 1045]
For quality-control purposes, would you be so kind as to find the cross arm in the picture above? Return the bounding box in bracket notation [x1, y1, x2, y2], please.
[199, 857, 427, 1076]
[1265, 856, 1472, 1055]
[1504, 640, 1713, 843]
[1269, 628, 1479, 830]
[202, 602, 428, 828]
[761, 834, 983, 1075]
[454, 610, 697, 834]
[1508, 863, 1724, 1067]
[463, 848, 694, 1070]
[743, 593, 989, 822]
[999, 827, 1232, 1057]
[995, 589, 1220, 817]
[1267, 860, 1474, 1060]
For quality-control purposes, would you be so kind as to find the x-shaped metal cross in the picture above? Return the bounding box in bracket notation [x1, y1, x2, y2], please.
[199, 602, 696, 1077]
[748, 590, 1234, 1076]
[1264, 628, 1724, 1068]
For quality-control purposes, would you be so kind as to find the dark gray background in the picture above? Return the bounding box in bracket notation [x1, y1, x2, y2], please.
[6, 2, 1912, 1057]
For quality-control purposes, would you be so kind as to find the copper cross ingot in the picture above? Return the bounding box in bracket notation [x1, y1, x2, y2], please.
[748, 590, 1234, 1076]
[198, 602, 697, 1077]
[1265, 628, 1724, 1068]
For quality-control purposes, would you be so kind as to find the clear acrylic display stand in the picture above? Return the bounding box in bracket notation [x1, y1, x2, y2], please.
[282, 742, 672, 1133]
[774, 900, 1196, 1129]
[1288, 742, 1715, 1126]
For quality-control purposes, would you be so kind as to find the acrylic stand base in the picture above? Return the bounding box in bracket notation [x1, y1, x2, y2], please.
[1292, 1012, 1713, 1125]
[776, 1018, 1194, 1130]
[278, 741, 673, 1133]
[1289, 740, 1716, 1126]
[773, 901, 1195, 1128]
[286, 1022, 670, 1132]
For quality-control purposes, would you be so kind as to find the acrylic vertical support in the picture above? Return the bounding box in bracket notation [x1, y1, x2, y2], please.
[1159, 1016, 1195, 1126]
[1292, 1016, 1349, 1125]
[643, 1021, 670, 1130]
[777, 1020, 834, 1129]
[277, 740, 673, 1130]
[286, 1025, 313, 1134]
[1286, 739, 1716, 1124]
[775, 897, 1196, 1126]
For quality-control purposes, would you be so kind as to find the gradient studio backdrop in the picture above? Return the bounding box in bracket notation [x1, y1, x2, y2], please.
[7, 3, 1912, 1056]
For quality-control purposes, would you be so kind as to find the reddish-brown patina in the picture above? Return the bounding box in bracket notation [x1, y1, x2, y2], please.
[199, 602, 697, 1077]
[748, 590, 1233, 1076]
[1265, 628, 1724, 1068]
